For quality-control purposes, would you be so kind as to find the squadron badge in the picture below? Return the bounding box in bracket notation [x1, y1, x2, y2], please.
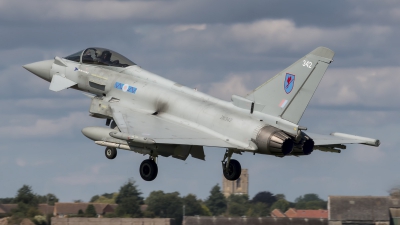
[284, 73, 295, 94]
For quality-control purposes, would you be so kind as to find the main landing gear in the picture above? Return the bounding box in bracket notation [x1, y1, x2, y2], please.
[222, 149, 241, 181]
[139, 156, 158, 181]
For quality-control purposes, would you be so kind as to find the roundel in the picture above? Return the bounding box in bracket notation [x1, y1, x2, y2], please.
[122, 84, 129, 92]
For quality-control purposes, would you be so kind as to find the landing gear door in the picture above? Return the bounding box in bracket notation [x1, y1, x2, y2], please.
[171, 145, 205, 161]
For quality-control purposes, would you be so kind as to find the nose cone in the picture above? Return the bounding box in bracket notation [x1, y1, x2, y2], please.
[23, 60, 53, 81]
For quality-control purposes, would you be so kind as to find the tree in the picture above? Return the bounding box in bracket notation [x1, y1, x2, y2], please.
[10, 184, 41, 223]
[90, 193, 118, 204]
[251, 191, 277, 207]
[115, 196, 141, 217]
[15, 185, 38, 207]
[295, 193, 323, 203]
[78, 209, 84, 217]
[115, 179, 143, 217]
[270, 199, 290, 212]
[275, 194, 286, 200]
[205, 184, 227, 216]
[85, 204, 97, 217]
[200, 204, 212, 216]
[246, 202, 269, 217]
[304, 201, 326, 209]
[182, 194, 203, 216]
[295, 193, 327, 210]
[145, 191, 183, 225]
[32, 215, 47, 225]
[101, 193, 114, 199]
[89, 195, 100, 203]
[0, 198, 14, 204]
[37, 193, 59, 206]
[389, 186, 400, 199]
[115, 179, 143, 204]
[227, 194, 249, 216]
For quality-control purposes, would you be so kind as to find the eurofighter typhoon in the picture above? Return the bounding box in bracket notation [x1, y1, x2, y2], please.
[23, 47, 380, 181]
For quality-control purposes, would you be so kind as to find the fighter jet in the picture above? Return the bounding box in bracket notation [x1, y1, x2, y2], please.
[23, 47, 380, 181]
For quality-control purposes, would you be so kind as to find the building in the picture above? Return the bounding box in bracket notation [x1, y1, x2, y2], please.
[53, 203, 115, 217]
[184, 216, 327, 225]
[222, 169, 248, 197]
[0, 204, 17, 216]
[285, 208, 328, 218]
[390, 208, 400, 225]
[52, 218, 175, 225]
[328, 196, 400, 225]
[271, 208, 328, 219]
[271, 209, 286, 218]
[38, 204, 55, 215]
[0, 204, 53, 216]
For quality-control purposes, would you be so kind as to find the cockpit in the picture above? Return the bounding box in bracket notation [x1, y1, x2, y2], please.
[64, 47, 136, 68]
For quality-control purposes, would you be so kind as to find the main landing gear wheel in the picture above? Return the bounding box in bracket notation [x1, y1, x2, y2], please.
[221, 149, 242, 181]
[105, 147, 117, 159]
[140, 159, 158, 181]
[223, 159, 241, 181]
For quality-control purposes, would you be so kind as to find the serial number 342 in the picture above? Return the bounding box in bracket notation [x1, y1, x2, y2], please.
[302, 60, 312, 68]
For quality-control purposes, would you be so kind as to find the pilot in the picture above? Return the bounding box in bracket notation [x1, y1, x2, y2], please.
[98, 51, 112, 65]
[82, 49, 94, 63]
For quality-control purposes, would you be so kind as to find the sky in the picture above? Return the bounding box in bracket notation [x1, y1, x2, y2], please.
[0, 0, 400, 203]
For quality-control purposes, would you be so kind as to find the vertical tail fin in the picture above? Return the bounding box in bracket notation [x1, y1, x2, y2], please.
[246, 47, 334, 124]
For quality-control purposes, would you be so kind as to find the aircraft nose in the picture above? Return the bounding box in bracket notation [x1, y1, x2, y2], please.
[23, 60, 53, 81]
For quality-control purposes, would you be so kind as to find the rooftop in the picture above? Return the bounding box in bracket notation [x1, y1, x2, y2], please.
[328, 196, 398, 221]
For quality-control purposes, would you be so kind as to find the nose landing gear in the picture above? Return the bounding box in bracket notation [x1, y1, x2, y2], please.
[105, 147, 117, 159]
[221, 149, 241, 181]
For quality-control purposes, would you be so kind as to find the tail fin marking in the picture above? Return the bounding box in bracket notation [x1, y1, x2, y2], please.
[245, 47, 335, 124]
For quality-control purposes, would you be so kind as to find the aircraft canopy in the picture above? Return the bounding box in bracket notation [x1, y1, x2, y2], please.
[64, 47, 136, 68]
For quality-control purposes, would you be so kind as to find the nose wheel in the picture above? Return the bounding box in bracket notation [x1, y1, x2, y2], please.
[222, 149, 241, 181]
[139, 157, 158, 181]
[105, 147, 117, 159]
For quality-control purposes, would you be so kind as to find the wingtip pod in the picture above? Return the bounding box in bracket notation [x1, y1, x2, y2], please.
[309, 46, 335, 61]
[330, 132, 380, 147]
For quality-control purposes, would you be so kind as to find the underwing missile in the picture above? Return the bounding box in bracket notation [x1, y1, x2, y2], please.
[109, 131, 155, 144]
[94, 141, 152, 155]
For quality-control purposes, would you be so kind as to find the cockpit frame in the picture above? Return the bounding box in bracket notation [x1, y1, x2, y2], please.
[64, 47, 136, 68]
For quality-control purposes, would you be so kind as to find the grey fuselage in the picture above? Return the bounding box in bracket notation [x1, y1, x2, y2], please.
[24, 47, 381, 162]
[47, 59, 301, 153]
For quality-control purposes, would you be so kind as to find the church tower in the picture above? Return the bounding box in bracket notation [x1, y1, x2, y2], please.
[222, 169, 249, 198]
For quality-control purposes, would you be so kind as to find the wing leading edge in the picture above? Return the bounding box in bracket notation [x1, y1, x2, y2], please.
[110, 104, 239, 148]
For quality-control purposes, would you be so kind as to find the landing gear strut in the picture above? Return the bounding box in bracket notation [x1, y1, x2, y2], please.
[139, 155, 158, 181]
[222, 149, 241, 181]
[105, 147, 117, 159]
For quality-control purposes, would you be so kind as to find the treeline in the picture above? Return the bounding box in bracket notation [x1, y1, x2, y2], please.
[88, 179, 327, 224]
[0, 180, 327, 225]
[0, 185, 58, 225]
